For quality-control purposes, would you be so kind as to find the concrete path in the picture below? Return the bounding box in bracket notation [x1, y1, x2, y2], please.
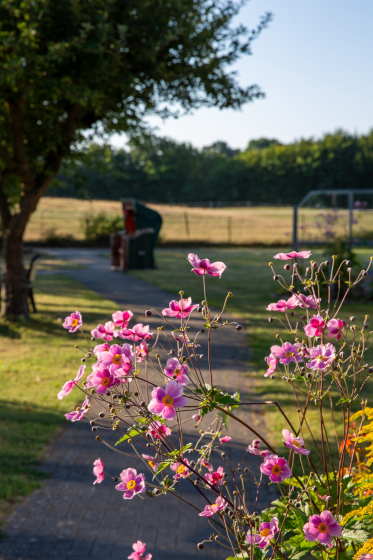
[0, 249, 276, 560]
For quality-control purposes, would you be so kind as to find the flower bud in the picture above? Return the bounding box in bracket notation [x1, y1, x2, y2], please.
[199, 354, 204, 359]
[145, 310, 152, 317]
[236, 325, 242, 331]
[284, 264, 290, 270]
[197, 543, 204, 550]
[363, 271, 368, 277]
[268, 317, 273, 323]
[273, 275, 279, 281]
[228, 292, 233, 297]
[346, 260, 351, 266]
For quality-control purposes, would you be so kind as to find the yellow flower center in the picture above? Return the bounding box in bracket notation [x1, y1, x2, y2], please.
[127, 480, 136, 490]
[292, 440, 301, 448]
[271, 464, 282, 475]
[318, 522, 328, 534]
[162, 395, 174, 407]
[177, 465, 185, 474]
[284, 352, 294, 358]
[112, 354, 121, 364]
[72, 318, 79, 327]
[317, 354, 327, 361]
[148, 461, 156, 469]
[101, 376, 111, 386]
[260, 528, 270, 537]
[174, 368, 181, 376]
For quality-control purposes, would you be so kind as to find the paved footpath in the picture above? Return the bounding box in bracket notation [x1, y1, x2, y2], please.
[0, 249, 277, 560]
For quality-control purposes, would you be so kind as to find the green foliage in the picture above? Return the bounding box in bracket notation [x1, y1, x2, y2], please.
[81, 212, 122, 243]
[49, 129, 373, 204]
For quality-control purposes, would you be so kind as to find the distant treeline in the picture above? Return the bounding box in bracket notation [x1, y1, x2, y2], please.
[49, 130, 373, 204]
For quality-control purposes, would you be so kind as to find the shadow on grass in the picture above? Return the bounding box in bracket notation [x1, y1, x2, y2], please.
[0, 401, 62, 525]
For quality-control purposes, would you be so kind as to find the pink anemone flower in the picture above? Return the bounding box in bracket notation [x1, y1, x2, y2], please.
[359, 556, 373, 560]
[287, 294, 320, 309]
[266, 298, 298, 312]
[282, 429, 310, 455]
[142, 454, 160, 472]
[97, 344, 132, 377]
[93, 458, 104, 484]
[200, 459, 213, 471]
[136, 340, 149, 363]
[304, 315, 325, 338]
[91, 321, 115, 342]
[265, 355, 277, 377]
[247, 439, 269, 457]
[205, 466, 225, 487]
[128, 541, 152, 560]
[246, 517, 279, 549]
[63, 311, 82, 332]
[270, 342, 303, 365]
[327, 318, 345, 340]
[112, 309, 133, 328]
[274, 250, 312, 260]
[303, 510, 342, 546]
[115, 468, 146, 499]
[148, 380, 188, 420]
[65, 396, 89, 422]
[93, 342, 110, 355]
[171, 458, 190, 479]
[187, 253, 227, 277]
[260, 455, 292, 483]
[199, 496, 227, 517]
[162, 297, 199, 318]
[116, 323, 153, 342]
[220, 436, 231, 444]
[86, 365, 119, 393]
[57, 365, 85, 400]
[307, 344, 336, 370]
[147, 421, 171, 440]
[164, 358, 190, 385]
[171, 330, 200, 348]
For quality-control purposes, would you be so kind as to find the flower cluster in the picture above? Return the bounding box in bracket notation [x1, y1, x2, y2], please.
[59, 249, 373, 559]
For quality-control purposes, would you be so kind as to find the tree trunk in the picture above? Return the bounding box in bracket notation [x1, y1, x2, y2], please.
[1, 228, 29, 317]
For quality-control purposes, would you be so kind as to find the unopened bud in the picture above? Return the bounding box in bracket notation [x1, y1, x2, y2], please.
[145, 310, 152, 317]
[236, 325, 242, 331]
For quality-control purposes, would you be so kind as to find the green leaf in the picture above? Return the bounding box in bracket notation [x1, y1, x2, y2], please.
[153, 461, 171, 479]
[342, 529, 370, 543]
[336, 397, 350, 405]
[115, 428, 140, 445]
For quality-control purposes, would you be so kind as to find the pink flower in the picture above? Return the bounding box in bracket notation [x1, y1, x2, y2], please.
[171, 458, 190, 479]
[112, 309, 133, 328]
[359, 556, 373, 560]
[142, 454, 160, 472]
[91, 321, 115, 342]
[164, 358, 190, 385]
[247, 439, 269, 457]
[303, 510, 342, 546]
[57, 365, 85, 400]
[327, 318, 345, 340]
[97, 343, 132, 377]
[115, 468, 146, 499]
[205, 466, 225, 487]
[274, 250, 312, 260]
[128, 541, 152, 560]
[65, 396, 89, 422]
[246, 517, 279, 549]
[148, 380, 188, 420]
[199, 496, 227, 517]
[136, 340, 149, 362]
[200, 459, 213, 471]
[220, 436, 231, 444]
[304, 315, 325, 338]
[282, 429, 310, 455]
[265, 356, 277, 377]
[162, 297, 199, 318]
[287, 294, 320, 309]
[266, 298, 298, 312]
[116, 323, 153, 342]
[260, 455, 292, 482]
[86, 365, 119, 394]
[307, 344, 336, 370]
[93, 342, 110, 355]
[192, 414, 201, 422]
[93, 458, 104, 484]
[270, 342, 303, 365]
[63, 311, 82, 333]
[187, 253, 227, 277]
[147, 421, 171, 440]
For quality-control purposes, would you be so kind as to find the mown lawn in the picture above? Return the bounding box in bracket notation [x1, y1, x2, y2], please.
[0, 273, 118, 523]
[130, 247, 373, 463]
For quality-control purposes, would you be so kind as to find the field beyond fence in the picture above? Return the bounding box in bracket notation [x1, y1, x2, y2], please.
[23, 197, 373, 246]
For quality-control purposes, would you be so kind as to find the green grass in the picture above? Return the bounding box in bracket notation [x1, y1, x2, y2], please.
[0, 273, 118, 522]
[130, 247, 373, 465]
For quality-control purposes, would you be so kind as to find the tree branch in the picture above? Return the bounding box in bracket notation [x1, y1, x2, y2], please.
[0, 172, 12, 229]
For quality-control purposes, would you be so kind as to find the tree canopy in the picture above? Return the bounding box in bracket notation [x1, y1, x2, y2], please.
[50, 129, 373, 205]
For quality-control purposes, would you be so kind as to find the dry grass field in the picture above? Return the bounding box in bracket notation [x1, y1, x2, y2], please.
[24, 197, 373, 246]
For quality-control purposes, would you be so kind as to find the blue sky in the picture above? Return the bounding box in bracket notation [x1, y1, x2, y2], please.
[111, 0, 373, 150]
